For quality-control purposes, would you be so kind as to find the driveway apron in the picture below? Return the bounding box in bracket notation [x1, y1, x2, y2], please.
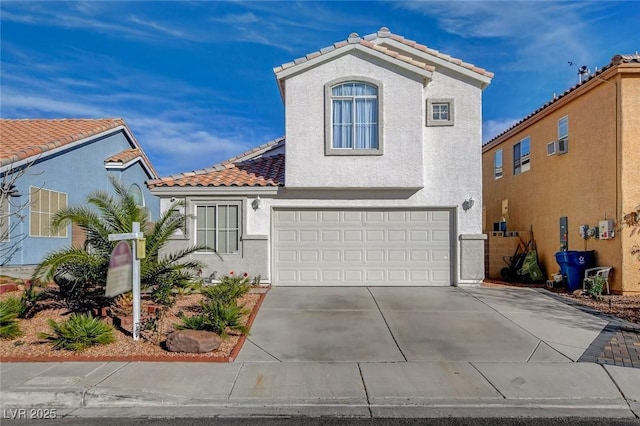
[238, 286, 608, 363]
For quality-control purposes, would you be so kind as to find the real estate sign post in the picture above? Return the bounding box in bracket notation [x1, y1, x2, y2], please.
[107, 222, 144, 340]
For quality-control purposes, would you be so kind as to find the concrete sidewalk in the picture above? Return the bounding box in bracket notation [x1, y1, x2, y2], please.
[1, 287, 639, 419]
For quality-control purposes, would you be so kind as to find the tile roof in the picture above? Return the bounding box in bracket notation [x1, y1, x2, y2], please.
[483, 53, 640, 148]
[105, 148, 142, 164]
[274, 27, 493, 79]
[147, 138, 285, 188]
[0, 118, 158, 178]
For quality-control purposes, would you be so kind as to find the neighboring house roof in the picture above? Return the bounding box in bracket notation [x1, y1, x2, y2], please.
[274, 27, 493, 97]
[105, 148, 142, 164]
[0, 118, 158, 178]
[147, 138, 285, 188]
[483, 53, 640, 149]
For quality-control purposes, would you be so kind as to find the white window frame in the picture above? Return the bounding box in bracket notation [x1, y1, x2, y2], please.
[29, 186, 68, 238]
[558, 116, 569, 154]
[324, 77, 383, 156]
[194, 202, 241, 255]
[547, 141, 557, 156]
[494, 149, 503, 179]
[513, 137, 531, 175]
[426, 98, 455, 126]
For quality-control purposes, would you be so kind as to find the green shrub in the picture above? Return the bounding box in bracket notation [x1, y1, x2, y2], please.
[0, 297, 23, 339]
[200, 275, 250, 304]
[178, 298, 248, 338]
[586, 275, 606, 298]
[38, 313, 115, 351]
[150, 276, 176, 307]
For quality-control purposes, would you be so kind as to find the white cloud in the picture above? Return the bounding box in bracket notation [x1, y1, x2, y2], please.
[0, 91, 106, 117]
[483, 118, 520, 144]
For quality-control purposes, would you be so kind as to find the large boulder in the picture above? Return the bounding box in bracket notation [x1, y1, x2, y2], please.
[166, 329, 222, 353]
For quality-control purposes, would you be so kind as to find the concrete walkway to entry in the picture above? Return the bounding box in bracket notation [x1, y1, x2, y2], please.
[2, 286, 639, 419]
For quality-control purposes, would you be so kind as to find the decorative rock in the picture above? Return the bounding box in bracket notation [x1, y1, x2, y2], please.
[166, 329, 222, 353]
[573, 289, 584, 297]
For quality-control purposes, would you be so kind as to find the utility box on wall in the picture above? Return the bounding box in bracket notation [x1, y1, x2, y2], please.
[599, 220, 615, 239]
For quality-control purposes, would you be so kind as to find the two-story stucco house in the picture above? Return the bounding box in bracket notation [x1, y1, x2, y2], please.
[0, 118, 159, 273]
[148, 28, 493, 286]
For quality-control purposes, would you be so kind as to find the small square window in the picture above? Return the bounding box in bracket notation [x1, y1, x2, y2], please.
[426, 98, 454, 126]
[547, 141, 557, 156]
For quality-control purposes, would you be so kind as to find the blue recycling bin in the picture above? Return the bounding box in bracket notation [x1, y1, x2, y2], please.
[554, 250, 595, 292]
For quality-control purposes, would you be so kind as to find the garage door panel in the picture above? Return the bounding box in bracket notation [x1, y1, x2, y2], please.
[273, 209, 451, 286]
[344, 230, 363, 241]
[365, 230, 385, 242]
[366, 250, 384, 262]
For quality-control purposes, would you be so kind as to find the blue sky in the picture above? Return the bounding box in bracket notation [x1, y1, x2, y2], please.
[1, 1, 639, 177]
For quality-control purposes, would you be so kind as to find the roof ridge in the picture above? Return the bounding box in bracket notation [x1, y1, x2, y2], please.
[274, 27, 492, 79]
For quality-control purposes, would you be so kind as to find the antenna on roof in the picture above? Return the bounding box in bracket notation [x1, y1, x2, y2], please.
[568, 61, 590, 83]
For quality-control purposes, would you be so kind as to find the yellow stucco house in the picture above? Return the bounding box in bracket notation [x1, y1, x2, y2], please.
[482, 54, 640, 295]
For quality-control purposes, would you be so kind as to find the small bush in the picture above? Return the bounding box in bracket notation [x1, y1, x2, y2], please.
[178, 298, 248, 338]
[0, 297, 23, 339]
[201, 275, 250, 304]
[151, 278, 176, 307]
[586, 275, 606, 298]
[38, 313, 115, 352]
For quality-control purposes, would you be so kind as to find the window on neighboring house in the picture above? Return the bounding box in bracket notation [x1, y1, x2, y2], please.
[195, 203, 240, 254]
[1, 197, 9, 242]
[325, 80, 382, 155]
[426, 98, 455, 126]
[129, 184, 144, 207]
[558, 116, 569, 154]
[29, 187, 68, 237]
[494, 149, 503, 179]
[513, 137, 531, 175]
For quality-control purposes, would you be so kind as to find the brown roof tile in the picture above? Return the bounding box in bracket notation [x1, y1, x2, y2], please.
[147, 154, 285, 188]
[0, 118, 158, 178]
[147, 138, 285, 189]
[105, 148, 142, 164]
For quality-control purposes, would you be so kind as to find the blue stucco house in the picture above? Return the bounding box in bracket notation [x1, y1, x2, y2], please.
[0, 118, 159, 272]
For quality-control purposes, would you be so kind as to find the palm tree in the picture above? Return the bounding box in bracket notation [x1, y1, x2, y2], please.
[31, 177, 205, 311]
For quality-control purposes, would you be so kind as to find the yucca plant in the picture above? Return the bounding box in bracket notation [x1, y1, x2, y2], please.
[38, 313, 115, 351]
[32, 176, 206, 311]
[178, 298, 248, 338]
[0, 297, 23, 339]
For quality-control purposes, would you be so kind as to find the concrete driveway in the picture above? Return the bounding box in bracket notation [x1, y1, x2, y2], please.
[237, 286, 608, 362]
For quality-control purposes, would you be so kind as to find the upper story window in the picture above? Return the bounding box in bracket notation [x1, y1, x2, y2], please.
[426, 98, 455, 126]
[195, 203, 240, 254]
[557, 116, 569, 154]
[494, 149, 503, 179]
[129, 184, 145, 208]
[30, 187, 68, 238]
[325, 79, 382, 156]
[513, 137, 530, 175]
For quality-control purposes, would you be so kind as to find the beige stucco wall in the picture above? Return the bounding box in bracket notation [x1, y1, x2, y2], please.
[483, 65, 639, 294]
[620, 69, 640, 293]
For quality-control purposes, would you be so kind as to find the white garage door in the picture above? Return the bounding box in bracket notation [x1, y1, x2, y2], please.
[273, 209, 452, 286]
